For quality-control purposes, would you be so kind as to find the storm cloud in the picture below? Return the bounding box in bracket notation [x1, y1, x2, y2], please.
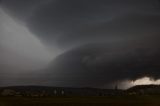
[1, 0, 160, 88]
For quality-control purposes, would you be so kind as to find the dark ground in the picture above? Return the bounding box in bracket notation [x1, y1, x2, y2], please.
[1, 95, 160, 106]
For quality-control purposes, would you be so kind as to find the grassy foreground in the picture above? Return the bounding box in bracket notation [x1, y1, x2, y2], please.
[0, 95, 160, 106]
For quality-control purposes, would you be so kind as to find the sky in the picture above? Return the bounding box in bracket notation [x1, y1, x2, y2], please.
[0, 0, 160, 89]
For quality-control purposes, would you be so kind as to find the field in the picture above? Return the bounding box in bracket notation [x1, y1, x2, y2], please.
[1, 95, 160, 106]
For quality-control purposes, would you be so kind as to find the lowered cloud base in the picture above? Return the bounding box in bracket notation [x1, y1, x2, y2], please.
[0, 0, 160, 89]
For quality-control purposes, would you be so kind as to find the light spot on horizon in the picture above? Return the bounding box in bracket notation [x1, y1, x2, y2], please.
[132, 77, 160, 85]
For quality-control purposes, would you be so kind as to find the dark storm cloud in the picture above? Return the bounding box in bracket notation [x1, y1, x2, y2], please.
[45, 40, 160, 87]
[26, 0, 160, 48]
[1, 0, 52, 22]
[1, 0, 160, 88]
[2, 0, 160, 47]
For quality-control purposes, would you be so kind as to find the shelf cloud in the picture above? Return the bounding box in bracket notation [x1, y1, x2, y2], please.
[0, 0, 160, 88]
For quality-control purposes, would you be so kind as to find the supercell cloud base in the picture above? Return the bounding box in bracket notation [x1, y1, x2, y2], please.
[0, 0, 160, 89]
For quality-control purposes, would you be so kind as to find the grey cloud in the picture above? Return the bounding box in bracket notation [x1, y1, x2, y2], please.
[26, 0, 160, 48]
[1, 0, 160, 88]
[44, 41, 160, 87]
[1, 0, 52, 22]
[2, 0, 160, 48]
